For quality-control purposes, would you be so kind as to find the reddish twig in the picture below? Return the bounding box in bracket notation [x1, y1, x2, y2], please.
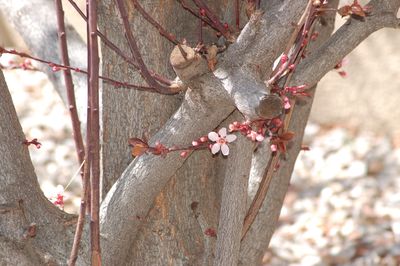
[66, 0, 173, 86]
[68, 159, 89, 266]
[87, 0, 101, 265]
[199, 8, 204, 44]
[235, 0, 240, 30]
[54, 0, 85, 171]
[54, 1, 87, 263]
[131, 0, 179, 45]
[192, 0, 232, 40]
[22, 138, 42, 149]
[128, 135, 211, 158]
[179, 0, 224, 34]
[0, 46, 166, 93]
[115, 0, 177, 95]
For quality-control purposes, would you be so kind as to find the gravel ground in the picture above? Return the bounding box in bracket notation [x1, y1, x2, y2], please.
[2, 61, 400, 265]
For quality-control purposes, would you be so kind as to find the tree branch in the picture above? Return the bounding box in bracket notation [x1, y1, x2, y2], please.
[213, 112, 253, 266]
[100, 79, 235, 265]
[239, 0, 400, 264]
[0, 70, 76, 264]
[98, 1, 311, 263]
[114, 0, 178, 94]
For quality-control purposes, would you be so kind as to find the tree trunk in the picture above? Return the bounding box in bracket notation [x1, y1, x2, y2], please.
[1, 0, 399, 265]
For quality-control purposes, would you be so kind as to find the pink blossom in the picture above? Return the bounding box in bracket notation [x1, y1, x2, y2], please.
[51, 185, 65, 209]
[283, 96, 291, 110]
[270, 144, 278, 152]
[208, 127, 237, 156]
[246, 131, 265, 142]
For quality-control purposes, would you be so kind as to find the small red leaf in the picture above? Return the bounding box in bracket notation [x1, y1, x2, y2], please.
[338, 5, 351, 17]
[128, 138, 149, 157]
[279, 131, 295, 141]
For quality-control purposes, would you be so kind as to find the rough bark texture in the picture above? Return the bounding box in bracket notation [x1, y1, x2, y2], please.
[0, 0, 399, 265]
[0, 71, 78, 264]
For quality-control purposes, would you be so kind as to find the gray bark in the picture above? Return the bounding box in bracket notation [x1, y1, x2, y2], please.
[0, 0, 399, 265]
[0, 71, 78, 264]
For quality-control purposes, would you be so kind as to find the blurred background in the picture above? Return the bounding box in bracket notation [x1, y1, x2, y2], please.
[1, 0, 399, 265]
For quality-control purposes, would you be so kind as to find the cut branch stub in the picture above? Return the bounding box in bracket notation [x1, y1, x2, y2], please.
[170, 44, 209, 82]
[256, 94, 283, 119]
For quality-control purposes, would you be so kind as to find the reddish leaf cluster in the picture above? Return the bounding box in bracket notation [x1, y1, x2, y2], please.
[270, 131, 295, 154]
[53, 193, 65, 209]
[338, 0, 371, 18]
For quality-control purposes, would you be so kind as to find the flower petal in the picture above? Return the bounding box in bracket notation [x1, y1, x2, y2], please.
[221, 144, 229, 156]
[225, 134, 237, 143]
[218, 127, 227, 137]
[211, 143, 221, 154]
[256, 134, 264, 142]
[208, 131, 219, 142]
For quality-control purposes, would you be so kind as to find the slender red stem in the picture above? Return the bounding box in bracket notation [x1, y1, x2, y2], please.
[54, 0, 85, 174]
[0, 46, 165, 93]
[235, 0, 240, 30]
[87, 0, 101, 264]
[192, 0, 231, 40]
[66, 0, 173, 86]
[53, 1, 88, 264]
[115, 0, 175, 95]
[131, 0, 179, 45]
[179, 0, 224, 34]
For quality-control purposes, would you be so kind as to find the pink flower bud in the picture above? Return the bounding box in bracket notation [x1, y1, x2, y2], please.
[180, 151, 188, 158]
[200, 136, 207, 142]
[192, 141, 199, 146]
[280, 54, 288, 64]
[270, 144, 278, 152]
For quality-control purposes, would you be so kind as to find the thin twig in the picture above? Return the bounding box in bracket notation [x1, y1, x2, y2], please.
[54, 1, 87, 264]
[179, 0, 221, 33]
[192, 0, 231, 40]
[115, 0, 176, 94]
[66, 0, 173, 86]
[131, 0, 179, 45]
[67, 160, 89, 266]
[177, 43, 188, 59]
[54, 0, 85, 174]
[267, 0, 313, 87]
[0, 46, 164, 93]
[88, 0, 101, 264]
[235, 0, 240, 30]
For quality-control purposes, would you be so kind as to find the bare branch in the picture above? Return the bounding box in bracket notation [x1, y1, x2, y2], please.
[213, 112, 253, 266]
[54, 0, 85, 177]
[87, 0, 102, 264]
[66, 0, 173, 86]
[114, 0, 178, 95]
[131, 0, 179, 45]
[192, 0, 232, 41]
